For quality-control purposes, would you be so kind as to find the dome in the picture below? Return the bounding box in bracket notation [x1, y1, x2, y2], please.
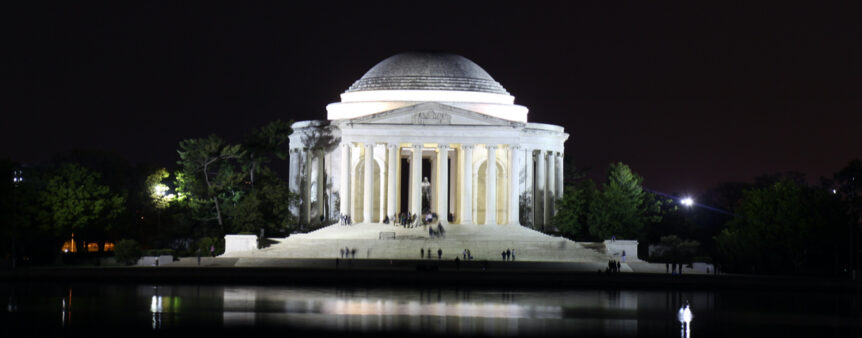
[345, 52, 509, 95]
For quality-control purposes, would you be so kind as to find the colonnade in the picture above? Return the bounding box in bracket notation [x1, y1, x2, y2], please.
[327, 141, 564, 226]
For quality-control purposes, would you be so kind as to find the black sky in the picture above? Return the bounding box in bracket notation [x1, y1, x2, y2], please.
[3, 1, 861, 195]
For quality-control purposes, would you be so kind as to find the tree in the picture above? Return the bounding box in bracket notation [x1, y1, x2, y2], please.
[553, 179, 597, 239]
[241, 120, 293, 188]
[587, 162, 661, 239]
[652, 235, 700, 264]
[176, 134, 245, 229]
[715, 179, 851, 274]
[40, 163, 126, 246]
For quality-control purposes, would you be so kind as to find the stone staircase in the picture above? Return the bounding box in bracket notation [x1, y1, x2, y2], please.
[222, 222, 614, 263]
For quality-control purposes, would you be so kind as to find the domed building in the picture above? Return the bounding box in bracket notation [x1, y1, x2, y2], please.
[289, 52, 568, 228]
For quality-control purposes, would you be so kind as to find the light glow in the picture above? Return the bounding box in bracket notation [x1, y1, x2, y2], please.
[680, 197, 694, 207]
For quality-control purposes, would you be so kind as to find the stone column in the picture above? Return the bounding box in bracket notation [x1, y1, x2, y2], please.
[430, 156, 437, 212]
[547, 151, 556, 219]
[289, 148, 300, 217]
[378, 146, 386, 222]
[304, 148, 312, 224]
[316, 149, 325, 221]
[339, 143, 351, 218]
[460, 144, 473, 224]
[363, 143, 374, 223]
[485, 145, 497, 225]
[436, 144, 449, 224]
[508, 145, 520, 224]
[411, 144, 422, 217]
[387, 144, 397, 220]
[536, 150, 546, 228]
[524, 148, 534, 227]
[556, 153, 564, 201]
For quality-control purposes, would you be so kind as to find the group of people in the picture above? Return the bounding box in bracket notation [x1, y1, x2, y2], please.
[340, 247, 357, 259]
[420, 247, 443, 260]
[429, 222, 446, 238]
[607, 260, 622, 273]
[666, 262, 687, 275]
[462, 249, 474, 261]
[339, 215, 353, 225]
[500, 249, 516, 261]
[392, 213, 420, 227]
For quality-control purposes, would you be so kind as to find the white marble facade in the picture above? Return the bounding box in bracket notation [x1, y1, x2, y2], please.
[289, 52, 568, 226]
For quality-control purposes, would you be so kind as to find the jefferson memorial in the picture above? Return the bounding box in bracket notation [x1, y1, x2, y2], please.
[288, 52, 568, 227]
[223, 52, 642, 266]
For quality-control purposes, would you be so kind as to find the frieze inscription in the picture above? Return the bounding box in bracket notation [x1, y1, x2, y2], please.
[412, 111, 451, 125]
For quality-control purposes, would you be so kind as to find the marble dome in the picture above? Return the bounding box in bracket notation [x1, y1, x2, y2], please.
[346, 52, 509, 95]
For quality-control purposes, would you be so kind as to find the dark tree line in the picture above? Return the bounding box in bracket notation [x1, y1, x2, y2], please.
[0, 120, 297, 265]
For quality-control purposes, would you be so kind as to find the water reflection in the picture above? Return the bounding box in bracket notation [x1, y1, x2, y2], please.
[678, 303, 693, 338]
[1, 283, 858, 336]
[220, 287, 643, 336]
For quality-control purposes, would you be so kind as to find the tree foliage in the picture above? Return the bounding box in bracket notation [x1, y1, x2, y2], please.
[715, 179, 851, 274]
[553, 162, 663, 241]
[588, 162, 662, 239]
[40, 163, 126, 239]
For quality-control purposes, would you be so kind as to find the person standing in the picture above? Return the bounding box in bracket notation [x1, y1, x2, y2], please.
[210, 245, 215, 257]
[437, 248, 442, 260]
[421, 248, 424, 259]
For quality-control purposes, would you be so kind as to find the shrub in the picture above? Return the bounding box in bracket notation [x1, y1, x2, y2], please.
[114, 239, 142, 265]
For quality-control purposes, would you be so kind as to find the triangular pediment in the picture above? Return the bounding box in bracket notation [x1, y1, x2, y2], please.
[346, 102, 519, 126]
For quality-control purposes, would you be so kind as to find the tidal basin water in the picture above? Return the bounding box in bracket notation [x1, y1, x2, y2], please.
[2, 283, 861, 337]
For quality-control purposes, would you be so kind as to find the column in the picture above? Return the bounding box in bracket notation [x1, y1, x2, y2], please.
[536, 150, 546, 228]
[524, 148, 534, 227]
[547, 150, 556, 220]
[289, 148, 300, 217]
[460, 145, 473, 224]
[378, 146, 386, 221]
[485, 145, 497, 225]
[430, 156, 437, 212]
[557, 152, 565, 201]
[386, 144, 397, 220]
[304, 148, 312, 224]
[449, 150, 456, 216]
[316, 150, 325, 221]
[410, 144, 422, 217]
[363, 143, 373, 223]
[508, 145, 520, 224]
[556, 153, 564, 201]
[339, 143, 351, 218]
[436, 144, 449, 224]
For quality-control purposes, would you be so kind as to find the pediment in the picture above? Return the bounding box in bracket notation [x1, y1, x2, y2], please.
[346, 102, 519, 126]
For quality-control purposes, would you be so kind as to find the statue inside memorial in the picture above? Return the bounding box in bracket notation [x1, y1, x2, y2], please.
[421, 177, 431, 213]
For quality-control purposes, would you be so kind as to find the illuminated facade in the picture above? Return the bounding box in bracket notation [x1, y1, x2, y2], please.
[289, 52, 568, 226]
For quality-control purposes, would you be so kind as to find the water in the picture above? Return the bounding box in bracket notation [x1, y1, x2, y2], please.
[2, 283, 860, 337]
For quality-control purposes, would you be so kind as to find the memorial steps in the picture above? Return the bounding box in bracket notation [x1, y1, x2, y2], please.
[222, 222, 619, 265]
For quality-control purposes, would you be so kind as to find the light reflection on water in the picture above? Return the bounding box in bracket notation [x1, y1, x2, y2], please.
[5, 283, 861, 337]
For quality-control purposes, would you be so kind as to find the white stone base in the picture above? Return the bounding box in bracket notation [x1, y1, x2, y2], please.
[604, 240, 639, 262]
[224, 234, 258, 254]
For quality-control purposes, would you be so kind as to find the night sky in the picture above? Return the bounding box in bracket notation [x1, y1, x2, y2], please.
[4, 2, 861, 196]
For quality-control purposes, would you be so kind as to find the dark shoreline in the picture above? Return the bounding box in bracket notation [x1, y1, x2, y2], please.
[2, 259, 860, 292]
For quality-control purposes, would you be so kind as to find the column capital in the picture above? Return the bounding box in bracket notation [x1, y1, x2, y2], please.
[509, 144, 521, 151]
[387, 143, 397, 150]
[438, 144, 450, 150]
[364, 142, 375, 148]
[461, 144, 474, 150]
[411, 144, 422, 150]
[486, 144, 497, 150]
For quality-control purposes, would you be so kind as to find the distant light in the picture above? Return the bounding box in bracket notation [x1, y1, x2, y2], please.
[680, 197, 694, 207]
[832, 189, 838, 194]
